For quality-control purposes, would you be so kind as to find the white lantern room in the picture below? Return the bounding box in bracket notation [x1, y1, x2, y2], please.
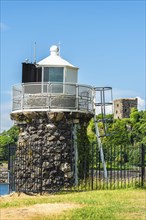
[37, 45, 78, 85]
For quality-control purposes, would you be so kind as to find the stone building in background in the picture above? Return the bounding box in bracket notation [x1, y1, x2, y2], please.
[114, 98, 138, 119]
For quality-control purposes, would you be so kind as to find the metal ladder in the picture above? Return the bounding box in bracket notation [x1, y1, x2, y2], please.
[93, 87, 113, 180]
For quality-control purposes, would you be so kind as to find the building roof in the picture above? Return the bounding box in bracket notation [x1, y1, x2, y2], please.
[37, 45, 78, 69]
[114, 98, 137, 102]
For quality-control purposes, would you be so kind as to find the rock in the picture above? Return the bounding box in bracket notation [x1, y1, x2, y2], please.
[59, 136, 65, 141]
[54, 161, 61, 167]
[39, 119, 43, 123]
[46, 123, 57, 130]
[28, 126, 36, 132]
[56, 112, 64, 121]
[30, 134, 39, 141]
[54, 153, 61, 161]
[54, 131, 60, 137]
[47, 112, 55, 120]
[37, 130, 43, 135]
[19, 131, 28, 136]
[64, 172, 73, 178]
[31, 173, 35, 179]
[57, 140, 61, 145]
[47, 136, 56, 141]
[23, 134, 29, 141]
[42, 161, 49, 167]
[60, 163, 70, 172]
[38, 124, 44, 130]
[23, 111, 37, 119]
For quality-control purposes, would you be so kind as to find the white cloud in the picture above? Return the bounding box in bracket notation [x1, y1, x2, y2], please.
[0, 102, 13, 133]
[136, 96, 145, 110]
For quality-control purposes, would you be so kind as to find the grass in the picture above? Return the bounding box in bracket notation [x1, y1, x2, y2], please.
[1, 188, 146, 220]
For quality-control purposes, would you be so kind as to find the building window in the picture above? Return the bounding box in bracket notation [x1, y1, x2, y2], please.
[117, 104, 119, 107]
[116, 110, 118, 114]
[44, 67, 63, 82]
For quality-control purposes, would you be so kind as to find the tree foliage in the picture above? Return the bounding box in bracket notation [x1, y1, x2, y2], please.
[87, 109, 146, 147]
[0, 125, 19, 161]
[87, 109, 146, 167]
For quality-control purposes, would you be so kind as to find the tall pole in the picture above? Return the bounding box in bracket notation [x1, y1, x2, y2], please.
[34, 42, 36, 64]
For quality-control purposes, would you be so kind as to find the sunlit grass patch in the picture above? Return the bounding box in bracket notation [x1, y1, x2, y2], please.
[0, 189, 145, 220]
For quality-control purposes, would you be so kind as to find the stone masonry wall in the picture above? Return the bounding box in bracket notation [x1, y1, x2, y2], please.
[11, 111, 92, 193]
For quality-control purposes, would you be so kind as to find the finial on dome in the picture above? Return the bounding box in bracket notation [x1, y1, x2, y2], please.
[50, 45, 59, 56]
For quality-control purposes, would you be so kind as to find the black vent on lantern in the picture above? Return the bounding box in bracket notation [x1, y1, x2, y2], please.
[36, 67, 42, 82]
[22, 63, 42, 83]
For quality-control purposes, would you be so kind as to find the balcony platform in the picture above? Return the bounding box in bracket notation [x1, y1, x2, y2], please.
[11, 82, 95, 120]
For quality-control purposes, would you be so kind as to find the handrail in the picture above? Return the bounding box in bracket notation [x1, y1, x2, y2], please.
[12, 82, 95, 114]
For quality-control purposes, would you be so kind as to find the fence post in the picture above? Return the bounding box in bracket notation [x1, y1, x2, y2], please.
[40, 143, 43, 195]
[8, 144, 10, 194]
[91, 143, 94, 190]
[8, 144, 10, 171]
[141, 144, 145, 187]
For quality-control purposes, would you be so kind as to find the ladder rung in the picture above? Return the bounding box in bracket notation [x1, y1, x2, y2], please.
[95, 102, 112, 106]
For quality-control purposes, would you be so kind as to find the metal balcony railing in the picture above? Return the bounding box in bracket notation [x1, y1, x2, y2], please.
[12, 82, 95, 114]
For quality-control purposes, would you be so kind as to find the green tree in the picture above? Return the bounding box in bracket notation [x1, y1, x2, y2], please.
[129, 109, 146, 146]
[77, 124, 90, 179]
[0, 125, 19, 161]
[88, 110, 146, 167]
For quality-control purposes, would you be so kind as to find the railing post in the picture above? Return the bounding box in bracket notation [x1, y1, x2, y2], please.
[47, 83, 49, 110]
[76, 85, 79, 110]
[21, 84, 24, 110]
[8, 170, 10, 194]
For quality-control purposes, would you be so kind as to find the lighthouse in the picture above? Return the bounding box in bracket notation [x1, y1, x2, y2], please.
[11, 45, 95, 193]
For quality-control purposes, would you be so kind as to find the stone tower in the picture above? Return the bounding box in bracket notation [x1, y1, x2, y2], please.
[11, 45, 94, 192]
[114, 98, 138, 119]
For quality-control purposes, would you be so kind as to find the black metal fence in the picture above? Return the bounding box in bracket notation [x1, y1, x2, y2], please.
[8, 143, 145, 193]
[8, 144, 16, 193]
[81, 143, 146, 190]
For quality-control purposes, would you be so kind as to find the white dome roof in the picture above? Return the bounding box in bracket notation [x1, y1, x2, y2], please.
[50, 45, 59, 55]
[37, 45, 78, 69]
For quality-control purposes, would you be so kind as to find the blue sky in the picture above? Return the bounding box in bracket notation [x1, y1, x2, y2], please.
[1, 0, 145, 132]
